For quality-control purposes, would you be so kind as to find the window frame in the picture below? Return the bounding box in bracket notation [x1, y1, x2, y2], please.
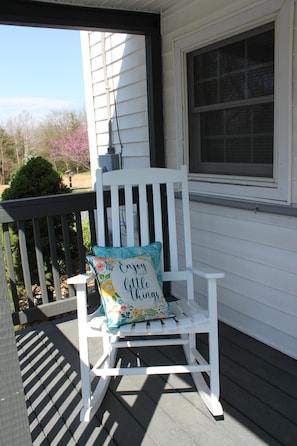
[174, 0, 293, 204]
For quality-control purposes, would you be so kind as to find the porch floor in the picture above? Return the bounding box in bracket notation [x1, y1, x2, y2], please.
[16, 316, 297, 446]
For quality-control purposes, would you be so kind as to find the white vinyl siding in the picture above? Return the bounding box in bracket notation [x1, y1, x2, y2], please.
[81, 31, 150, 180]
[172, 200, 297, 358]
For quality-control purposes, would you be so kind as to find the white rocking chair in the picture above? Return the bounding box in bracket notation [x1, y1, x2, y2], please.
[68, 165, 224, 422]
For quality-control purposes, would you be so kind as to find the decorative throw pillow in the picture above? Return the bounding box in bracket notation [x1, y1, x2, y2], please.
[86, 253, 174, 330]
[92, 242, 163, 287]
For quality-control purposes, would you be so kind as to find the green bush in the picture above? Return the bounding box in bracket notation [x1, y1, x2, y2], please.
[2, 157, 76, 303]
[82, 219, 92, 253]
[2, 156, 69, 200]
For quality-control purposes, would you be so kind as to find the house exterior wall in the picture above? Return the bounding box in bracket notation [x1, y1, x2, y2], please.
[82, 0, 297, 358]
[162, 0, 297, 359]
[173, 200, 297, 358]
[80, 31, 150, 184]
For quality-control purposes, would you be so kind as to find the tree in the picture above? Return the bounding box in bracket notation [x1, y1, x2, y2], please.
[35, 109, 82, 159]
[2, 108, 89, 174]
[6, 110, 37, 163]
[0, 127, 18, 184]
[50, 124, 90, 171]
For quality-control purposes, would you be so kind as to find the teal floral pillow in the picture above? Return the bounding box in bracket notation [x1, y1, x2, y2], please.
[86, 253, 174, 330]
[92, 242, 163, 288]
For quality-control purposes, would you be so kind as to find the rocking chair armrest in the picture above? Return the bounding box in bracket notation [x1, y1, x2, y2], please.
[190, 264, 225, 280]
[67, 272, 95, 285]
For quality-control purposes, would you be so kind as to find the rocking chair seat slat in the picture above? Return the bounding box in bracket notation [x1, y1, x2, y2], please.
[133, 321, 150, 334]
[89, 315, 105, 331]
[170, 301, 197, 327]
[159, 317, 177, 331]
[87, 299, 207, 337]
[175, 298, 208, 320]
[118, 323, 133, 335]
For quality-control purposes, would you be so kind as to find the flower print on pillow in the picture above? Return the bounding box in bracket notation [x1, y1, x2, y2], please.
[87, 253, 174, 330]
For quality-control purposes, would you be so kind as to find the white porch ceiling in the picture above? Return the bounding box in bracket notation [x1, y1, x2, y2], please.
[31, 0, 192, 14]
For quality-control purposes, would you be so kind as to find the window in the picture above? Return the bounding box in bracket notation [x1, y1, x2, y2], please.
[187, 24, 274, 178]
[174, 0, 293, 203]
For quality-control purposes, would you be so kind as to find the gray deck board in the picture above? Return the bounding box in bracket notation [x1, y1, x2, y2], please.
[15, 316, 297, 446]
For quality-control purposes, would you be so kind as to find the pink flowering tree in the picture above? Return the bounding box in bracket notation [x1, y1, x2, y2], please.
[50, 125, 90, 171]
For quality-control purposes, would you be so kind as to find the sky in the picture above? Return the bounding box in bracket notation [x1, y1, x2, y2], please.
[0, 25, 86, 124]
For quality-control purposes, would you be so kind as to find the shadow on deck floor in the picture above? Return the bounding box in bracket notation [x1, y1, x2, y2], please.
[16, 316, 297, 446]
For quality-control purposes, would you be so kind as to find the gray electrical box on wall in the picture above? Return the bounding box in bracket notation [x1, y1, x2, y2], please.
[98, 153, 120, 171]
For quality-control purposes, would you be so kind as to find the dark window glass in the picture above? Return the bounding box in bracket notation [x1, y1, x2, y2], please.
[187, 23, 274, 177]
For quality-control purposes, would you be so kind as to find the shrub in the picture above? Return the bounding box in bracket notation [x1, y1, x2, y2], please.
[2, 157, 76, 304]
[2, 156, 69, 200]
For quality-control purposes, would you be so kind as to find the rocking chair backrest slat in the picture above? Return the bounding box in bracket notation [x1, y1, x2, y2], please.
[96, 168, 106, 246]
[124, 184, 135, 246]
[110, 184, 121, 246]
[152, 183, 163, 244]
[166, 182, 179, 272]
[181, 167, 193, 270]
[138, 183, 149, 246]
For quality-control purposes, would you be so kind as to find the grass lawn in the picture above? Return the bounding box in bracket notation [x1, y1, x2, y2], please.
[62, 171, 92, 191]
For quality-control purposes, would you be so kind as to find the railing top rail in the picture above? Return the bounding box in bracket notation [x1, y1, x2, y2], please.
[0, 191, 96, 223]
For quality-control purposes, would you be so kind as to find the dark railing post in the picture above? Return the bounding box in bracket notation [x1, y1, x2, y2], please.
[33, 217, 49, 303]
[47, 215, 62, 302]
[18, 220, 34, 308]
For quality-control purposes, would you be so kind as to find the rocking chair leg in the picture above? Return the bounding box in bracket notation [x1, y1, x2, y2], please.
[80, 334, 119, 422]
[76, 283, 92, 413]
[76, 283, 119, 422]
[194, 278, 223, 417]
[189, 331, 223, 418]
[207, 278, 222, 412]
[191, 371, 223, 418]
[81, 376, 111, 422]
[182, 331, 223, 418]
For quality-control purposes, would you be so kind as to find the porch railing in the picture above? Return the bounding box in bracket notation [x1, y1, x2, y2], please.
[0, 191, 98, 326]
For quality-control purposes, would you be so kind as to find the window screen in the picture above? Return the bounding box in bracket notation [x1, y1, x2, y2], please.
[187, 23, 274, 177]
